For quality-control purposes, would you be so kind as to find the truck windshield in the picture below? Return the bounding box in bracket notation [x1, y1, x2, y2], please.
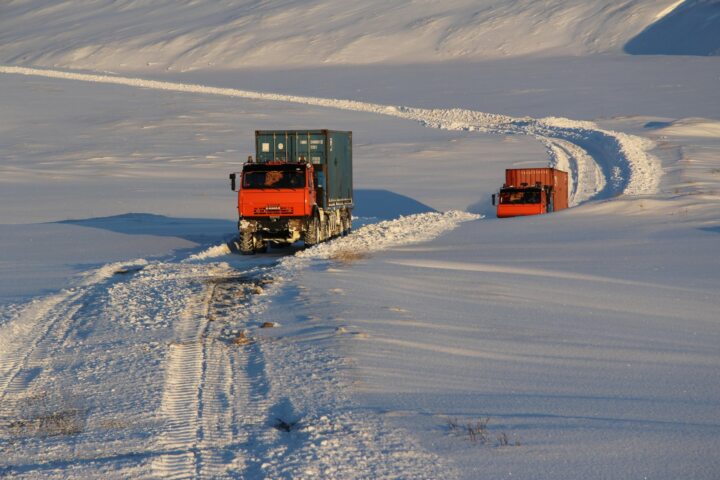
[243, 170, 305, 189]
[499, 189, 541, 204]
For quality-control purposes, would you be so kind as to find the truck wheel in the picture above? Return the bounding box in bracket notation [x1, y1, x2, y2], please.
[304, 215, 321, 247]
[332, 216, 341, 238]
[320, 215, 330, 242]
[341, 214, 352, 236]
[326, 215, 335, 239]
[239, 229, 255, 255]
[256, 240, 268, 253]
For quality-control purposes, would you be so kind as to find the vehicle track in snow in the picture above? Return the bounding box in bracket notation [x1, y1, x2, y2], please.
[0, 210, 471, 477]
[150, 268, 276, 479]
[147, 212, 476, 478]
[0, 256, 277, 476]
[0, 291, 83, 405]
[0, 260, 148, 410]
[0, 65, 663, 205]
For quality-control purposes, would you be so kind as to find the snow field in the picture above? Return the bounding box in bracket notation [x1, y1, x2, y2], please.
[0, 0, 689, 70]
[1, 0, 718, 476]
[291, 209, 720, 479]
[1, 61, 718, 479]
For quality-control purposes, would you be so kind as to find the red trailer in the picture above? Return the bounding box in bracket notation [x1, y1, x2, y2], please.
[493, 168, 568, 218]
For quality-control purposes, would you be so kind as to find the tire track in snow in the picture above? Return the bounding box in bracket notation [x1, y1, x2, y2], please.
[150, 282, 211, 478]
[0, 260, 143, 404]
[0, 65, 662, 203]
[0, 291, 83, 403]
[147, 211, 476, 478]
[207, 213, 477, 478]
[149, 265, 276, 479]
[195, 276, 274, 479]
[539, 136, 605, 205]
[0, 210, 472, 477]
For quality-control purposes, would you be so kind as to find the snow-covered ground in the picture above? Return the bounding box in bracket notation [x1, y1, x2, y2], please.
[0, 0, 692, 70]
[1, 1, 719, 478]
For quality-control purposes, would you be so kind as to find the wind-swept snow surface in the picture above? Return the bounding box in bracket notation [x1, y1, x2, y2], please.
[0, 0, 688, 69]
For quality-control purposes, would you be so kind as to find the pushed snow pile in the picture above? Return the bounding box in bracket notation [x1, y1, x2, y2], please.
[79, 259, 149, 286]
[0, 0, 688, 70]
[625, 0, 720, 56]
[185, 243, 231, 261]
[294, 210, 480, 262]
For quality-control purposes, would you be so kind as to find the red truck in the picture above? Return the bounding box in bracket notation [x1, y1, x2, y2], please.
[493, 168, 568, 218]
[229, 130, 353, 254]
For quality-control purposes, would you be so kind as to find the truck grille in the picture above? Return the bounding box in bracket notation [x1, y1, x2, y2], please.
[254, 206, 294, 215]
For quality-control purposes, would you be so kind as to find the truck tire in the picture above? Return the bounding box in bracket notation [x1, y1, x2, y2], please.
[304, 214, 321, 247]
[332, 214, 341, 238]
[256, 240, 268, 253]
[342, 214, 352, 236]
[320, 215, 330, 242]
[239, 229, 255, 255]
[326, 216, 334, 239]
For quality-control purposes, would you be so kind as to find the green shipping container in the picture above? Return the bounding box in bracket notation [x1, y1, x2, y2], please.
[254, 130, 353, 210]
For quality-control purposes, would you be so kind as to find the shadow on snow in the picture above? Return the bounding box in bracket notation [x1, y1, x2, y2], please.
[624, 0, 720, 56]
[56, 189, 435, 241]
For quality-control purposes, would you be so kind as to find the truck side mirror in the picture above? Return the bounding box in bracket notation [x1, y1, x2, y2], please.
[230, 173, 236, 191]
[492, 194, 496, 206]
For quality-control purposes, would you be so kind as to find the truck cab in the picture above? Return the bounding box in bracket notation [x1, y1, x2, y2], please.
[238, 162, 315, 219]
[495, 185, 552, 218]
[230, 161, 316, 252]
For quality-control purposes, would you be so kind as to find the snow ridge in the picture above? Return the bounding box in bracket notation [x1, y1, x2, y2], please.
[294, 210, 480, 263]
[655, 0, 686, 20]
[0, 66, 662, 204]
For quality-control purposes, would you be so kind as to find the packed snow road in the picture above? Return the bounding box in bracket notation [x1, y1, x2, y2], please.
[0, 211, 474, 477]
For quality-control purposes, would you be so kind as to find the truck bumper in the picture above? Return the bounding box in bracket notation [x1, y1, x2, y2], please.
[239, 217, 305, 243]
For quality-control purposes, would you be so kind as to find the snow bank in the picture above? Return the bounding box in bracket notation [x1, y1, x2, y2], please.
[295, 211, 480, 262]
[185, 243, 231, 261]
